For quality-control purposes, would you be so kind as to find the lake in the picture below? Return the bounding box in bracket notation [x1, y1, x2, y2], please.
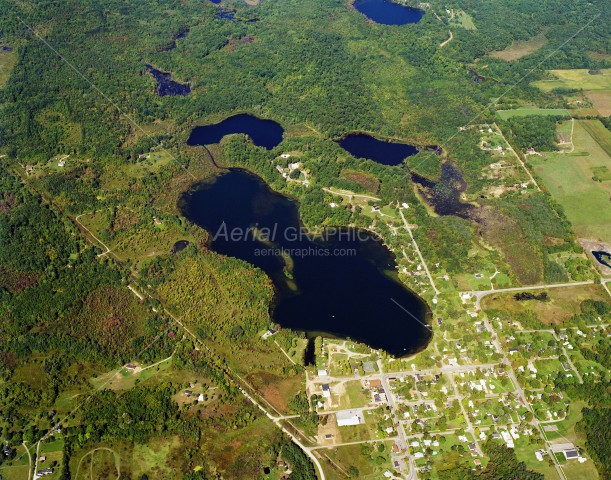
[353, 0, 425, 25]
[180, 169, 431, 356]
[187, 114, 284, 150]
[338, 133, 419, 166]
[145, 65, 190, 97]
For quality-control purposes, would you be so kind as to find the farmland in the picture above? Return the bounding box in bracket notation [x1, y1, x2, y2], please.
[532, 69, 611, 92]
[496, 108, 570, 120]
[529, 120, 611, 241]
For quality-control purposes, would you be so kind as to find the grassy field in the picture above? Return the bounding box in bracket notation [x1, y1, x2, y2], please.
[585, 91, 611, 116]
[482, 284, 610, 325]
[447, 9, 476, 30]
[320, 441, 394, 480]
[0, 48, 17, 87]
[532, 69, 611, 92]
[496, 108, 570, 120]
[581, 119, 611, 156]
[491, 30, 547, 61]
[530, 120, 611, 241]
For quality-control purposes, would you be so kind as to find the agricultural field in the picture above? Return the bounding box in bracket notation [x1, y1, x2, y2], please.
[490, 30, 548, 61]
[529, 120, 611, 241]
[496, 108, 570, 120]
[531, 69, 611, 92]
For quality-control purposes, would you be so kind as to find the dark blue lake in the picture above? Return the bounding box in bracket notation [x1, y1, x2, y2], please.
[353, 0, 425, 25]
[338, 133, 419, 165]
[187, 114, 284, 150]
[146, 65, 190, 97]
[180, 169, 431, 356]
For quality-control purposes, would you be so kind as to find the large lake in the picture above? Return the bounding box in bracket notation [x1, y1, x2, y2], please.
[180, 169, 431, 356]
[338, 133, 419, 166]
[353, 0, 425, 25]
[187, 114, 284, 150]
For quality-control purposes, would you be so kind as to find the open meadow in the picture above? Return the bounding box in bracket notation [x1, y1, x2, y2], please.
[530, 120, 611, 241]
[532, 69, 611, 92]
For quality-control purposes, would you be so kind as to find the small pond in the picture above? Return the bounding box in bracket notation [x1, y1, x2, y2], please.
[187, 114, 284, 150]
[353, 0, 425, 25]
[337, 133, 419, 166]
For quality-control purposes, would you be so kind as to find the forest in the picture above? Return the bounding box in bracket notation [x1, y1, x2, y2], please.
[0, 0, 609, 478]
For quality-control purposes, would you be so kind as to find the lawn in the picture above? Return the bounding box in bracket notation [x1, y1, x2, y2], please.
[496, 108, 570, 120]
[529, 120, 611, 241]
[337, 380, 370, 409]
[532, 69, 611, 92]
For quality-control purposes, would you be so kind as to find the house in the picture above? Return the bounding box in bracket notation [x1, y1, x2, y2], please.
[383, 471, 392, 478]
[58, 159, 66, 167]
[197, 393, 204, 402]
[535, 450, 544, 461]
[184, 390, 193, 396]
[324, 434, 333, 439]
[322, 384, 331, 398]
[38, 469, 53, 476]
[562, 362, 569, 371]
[474, 459, 482, 466]
[508, 348, 518, 355]
[39, 455, 46, 462]
[369, 379, 382, 389]
[336, 411, 363, 427]
[317, 369, 328, 377]
[564, 449, 579, 460]
[125, 364, 137, 371]
[391, 444, 400, 453]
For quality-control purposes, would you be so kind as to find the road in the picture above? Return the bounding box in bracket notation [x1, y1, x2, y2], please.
[481, 313, 567, 480]
[74, 211, 113, 258]
[322, 187, 381, 201]
[493, 122, 541, 191]
[439, 30, 453, 48]
[378, 359, 417, 480]
[162, 308, 326, 480]
[23, 442, 32, 480]
[398, 208, 440, 296]
[447, 372, 483, 456]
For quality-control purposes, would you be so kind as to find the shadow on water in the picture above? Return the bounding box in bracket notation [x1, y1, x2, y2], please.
[179, 169, 432, 357]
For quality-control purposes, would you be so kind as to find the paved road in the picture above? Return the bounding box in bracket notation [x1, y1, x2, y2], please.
[481, 314, 567, 480]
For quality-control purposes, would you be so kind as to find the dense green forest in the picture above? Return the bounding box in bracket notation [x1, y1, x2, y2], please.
[0, 0, 609, 478]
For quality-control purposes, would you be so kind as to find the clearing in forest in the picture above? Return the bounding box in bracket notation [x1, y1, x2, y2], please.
[491, 30, 547, 61]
